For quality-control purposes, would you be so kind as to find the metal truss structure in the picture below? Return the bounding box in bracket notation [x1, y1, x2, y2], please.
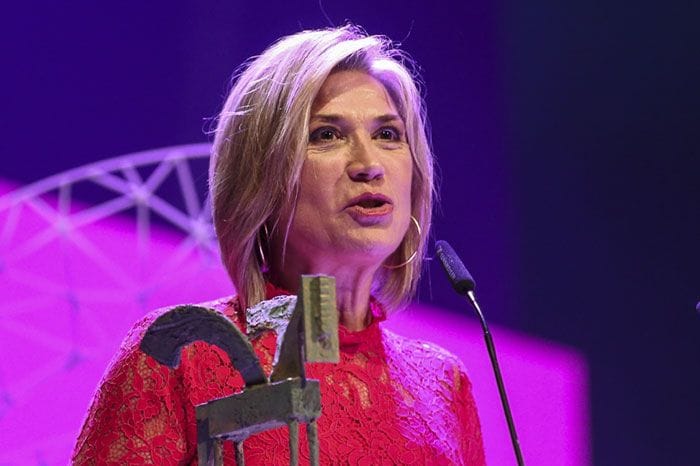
[0, 143, 233, 465]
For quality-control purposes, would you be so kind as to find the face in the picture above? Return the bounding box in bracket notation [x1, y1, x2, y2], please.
[276, 70, 413, 271]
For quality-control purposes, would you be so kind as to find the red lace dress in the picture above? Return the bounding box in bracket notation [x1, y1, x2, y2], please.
[72, 284, 485, 465]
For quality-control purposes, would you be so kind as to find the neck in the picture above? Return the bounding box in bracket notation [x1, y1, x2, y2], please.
[269, 255, 379, 332]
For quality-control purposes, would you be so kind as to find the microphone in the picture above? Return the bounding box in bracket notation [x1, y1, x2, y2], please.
[435, 240, 475, 295]
[435, 240, 525, 466]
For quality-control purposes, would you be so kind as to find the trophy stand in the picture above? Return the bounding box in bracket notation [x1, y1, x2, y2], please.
[140, 275, 339, 466]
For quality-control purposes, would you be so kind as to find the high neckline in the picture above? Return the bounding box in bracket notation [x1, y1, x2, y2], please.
[264, 281, 386, 348]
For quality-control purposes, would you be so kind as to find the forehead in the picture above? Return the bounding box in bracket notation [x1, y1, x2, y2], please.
[311, 70, 399, 115]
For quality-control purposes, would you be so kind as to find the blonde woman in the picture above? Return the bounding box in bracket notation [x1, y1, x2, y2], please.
[73, 25, 485, 465]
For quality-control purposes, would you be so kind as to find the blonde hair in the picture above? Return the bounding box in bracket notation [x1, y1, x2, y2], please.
[210, 25, 434, 312]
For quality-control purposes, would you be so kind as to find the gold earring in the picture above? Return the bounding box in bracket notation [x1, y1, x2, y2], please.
[256, 223, 270, 272]
[383, 215, 421, 269]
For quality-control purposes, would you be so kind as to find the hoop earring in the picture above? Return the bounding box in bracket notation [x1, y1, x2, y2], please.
[383, 215, 421, 270]
[256, 223, 270, 273]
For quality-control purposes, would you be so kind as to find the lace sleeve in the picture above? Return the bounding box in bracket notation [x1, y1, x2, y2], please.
[72, 321, 193, 465]
[454, 364, 486, 465]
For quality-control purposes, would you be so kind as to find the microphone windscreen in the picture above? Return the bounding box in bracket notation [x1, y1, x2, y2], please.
[435, 240, 476, 296]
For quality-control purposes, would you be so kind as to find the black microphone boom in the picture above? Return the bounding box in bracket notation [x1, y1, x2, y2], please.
[435, 240, 525, 466]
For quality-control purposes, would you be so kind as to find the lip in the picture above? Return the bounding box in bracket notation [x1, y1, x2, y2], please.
[344, 192, 394, 224]
[344, 193, 393, 210]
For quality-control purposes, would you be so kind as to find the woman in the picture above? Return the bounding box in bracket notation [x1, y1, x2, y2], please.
[73, 25, 485, 465]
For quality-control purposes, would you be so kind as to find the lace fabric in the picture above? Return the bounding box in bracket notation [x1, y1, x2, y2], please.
[72, 286, 485, 465]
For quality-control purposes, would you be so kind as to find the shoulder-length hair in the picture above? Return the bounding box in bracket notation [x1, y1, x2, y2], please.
[210, 25, 435, 312]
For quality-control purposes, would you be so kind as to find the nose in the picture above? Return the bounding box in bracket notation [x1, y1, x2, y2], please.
[347, 137, 385, 182]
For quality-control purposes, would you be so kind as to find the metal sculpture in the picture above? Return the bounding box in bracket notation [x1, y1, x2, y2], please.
[140, 274, 339, 466]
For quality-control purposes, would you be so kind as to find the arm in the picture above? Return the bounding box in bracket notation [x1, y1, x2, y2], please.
[453, 364, 487, 465]
[72, 345, 193, 465]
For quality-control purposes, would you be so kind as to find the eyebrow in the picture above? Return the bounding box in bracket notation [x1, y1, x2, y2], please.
[310, 113, 403, 124]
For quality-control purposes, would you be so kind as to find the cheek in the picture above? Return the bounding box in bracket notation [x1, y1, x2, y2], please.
[394, 158, 414, 207]
[298, 159, 341, 206]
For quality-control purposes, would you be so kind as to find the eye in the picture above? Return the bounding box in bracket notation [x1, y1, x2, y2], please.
[374, 126, 403, 142]
[309, 126, 342, 143]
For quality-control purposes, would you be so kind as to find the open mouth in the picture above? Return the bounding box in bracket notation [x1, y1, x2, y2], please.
[355, 199, 388, 209]
[346, 193, 392, 209]
[345, 193, 394, 219]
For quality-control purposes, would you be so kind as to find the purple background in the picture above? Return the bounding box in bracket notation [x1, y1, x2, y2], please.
[1, 1, 699, 464]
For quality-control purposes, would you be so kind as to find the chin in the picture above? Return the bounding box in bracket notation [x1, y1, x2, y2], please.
[338, 231, 402, 260]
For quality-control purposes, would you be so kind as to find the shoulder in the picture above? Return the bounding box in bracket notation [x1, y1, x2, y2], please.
[380, 326, 471, 386]
[93, 295, 247, 406]
[72, 296, 236, 464]
[99, 296, 241, 380]
[382, 327, 464, 372]
[380, 326, 463, 365]
[119, 296, 240, 346]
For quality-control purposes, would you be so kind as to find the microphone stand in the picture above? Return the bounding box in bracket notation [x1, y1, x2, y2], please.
[434, 240, 524, 465]
[465, 290, 525, 466]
